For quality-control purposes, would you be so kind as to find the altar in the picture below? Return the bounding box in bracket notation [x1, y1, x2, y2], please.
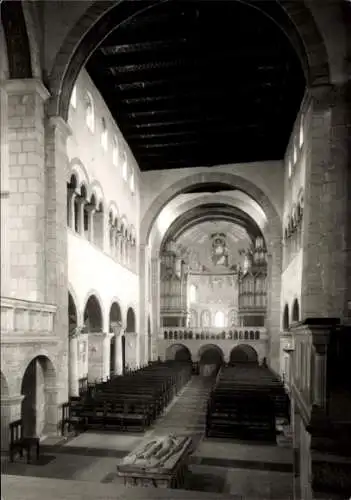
[116, 434, 192, 489]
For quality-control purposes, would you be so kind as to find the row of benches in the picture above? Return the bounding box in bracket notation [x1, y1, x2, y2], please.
[61, 361, 192, 435]
[206, 364, 290, 441]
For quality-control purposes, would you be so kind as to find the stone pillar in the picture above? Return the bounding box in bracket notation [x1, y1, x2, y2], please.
[67, 190, 76, 230]
[86, 206, 95, 243]
[301, 83, 350, 320]
[3, 79, 50, 302]
[69, 335, 79, 397]
[77, 198, 85, 236]
[112, 325, 123, 375]
[1, 394, 24, 451]
[43, 385, 59, 435]
[88, 332, 111, 382]
[45, 116, 72, 405]
[265, 227, 282, 373]
[139, 244, 149, 364]
[0, 81, 10, 296]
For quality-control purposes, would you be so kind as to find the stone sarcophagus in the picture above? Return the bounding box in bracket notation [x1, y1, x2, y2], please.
[117, 434, 192, 488]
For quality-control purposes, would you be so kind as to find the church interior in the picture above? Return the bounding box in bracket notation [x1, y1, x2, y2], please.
[0, 1, 351, 499]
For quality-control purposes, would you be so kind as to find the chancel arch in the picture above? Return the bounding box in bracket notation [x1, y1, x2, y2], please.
[229, 344, 258, 365]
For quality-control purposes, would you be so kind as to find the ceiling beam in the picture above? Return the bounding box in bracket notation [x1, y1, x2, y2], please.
[100, 38, 189, 55]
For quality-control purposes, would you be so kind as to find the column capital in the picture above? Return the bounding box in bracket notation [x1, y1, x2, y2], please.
[0, 394, 25, 406]
[49, 115, 72, 140]
[1, 78, 50, 101]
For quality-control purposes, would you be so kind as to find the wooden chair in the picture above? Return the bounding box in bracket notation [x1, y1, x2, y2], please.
[9, 420, 40, 463]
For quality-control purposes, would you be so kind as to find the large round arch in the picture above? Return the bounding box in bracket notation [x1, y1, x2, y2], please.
[21, 355, 57, 437]
[47, 0, 331, 120]
[141, 173, 282, 246]
[83, 294, 103, 332]
[165, 343, 192, 362]
[229, 344, 258, 365]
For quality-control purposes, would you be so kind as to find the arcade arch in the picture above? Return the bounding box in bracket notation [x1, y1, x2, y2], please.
[283, 304, 290, 331]
[124, 307, 137, 371]
[229, 344, 258, 365]
[20, 356, 57, 437]
[83, 294, 103, 333]
[292, 298, 300, 323]
[197, 344, 224, 376]
[165, 344, 192, 362]
[109, 301, 122, 376]
[126, 307, 136, 333]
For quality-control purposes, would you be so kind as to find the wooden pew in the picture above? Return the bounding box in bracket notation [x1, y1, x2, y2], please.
[206, 364, 289, 441]
[67, 361, 192, 434]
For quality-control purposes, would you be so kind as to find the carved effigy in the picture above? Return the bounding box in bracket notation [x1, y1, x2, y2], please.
[122, 435, 188, 470]
[117, 434, 192, 488]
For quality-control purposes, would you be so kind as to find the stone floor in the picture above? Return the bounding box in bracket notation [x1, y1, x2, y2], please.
[1, 377, 293, 499]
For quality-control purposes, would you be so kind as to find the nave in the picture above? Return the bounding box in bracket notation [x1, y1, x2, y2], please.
[2, 360, 293, 499]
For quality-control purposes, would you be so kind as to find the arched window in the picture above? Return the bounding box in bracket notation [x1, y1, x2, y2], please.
[84, 91, 94, 132]
[214, 311, 225, 328]
[101, 118, 108, 151]
[189, 284, 197, 303]
[130, 171, 135, 193]
[70, 85, 77, 109]
[112, 136, 119, 166]
[122, 152, 128, 181]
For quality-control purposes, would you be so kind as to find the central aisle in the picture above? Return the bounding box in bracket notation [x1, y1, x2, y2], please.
[146, 375, 215, 447]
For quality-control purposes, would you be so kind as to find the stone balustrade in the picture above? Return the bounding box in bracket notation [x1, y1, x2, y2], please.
[0, 296, 56, 336]
[160, 326, 267, 342]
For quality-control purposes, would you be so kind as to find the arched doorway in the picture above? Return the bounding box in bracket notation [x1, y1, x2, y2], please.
[292, 299, 300, 323]
[1, 371, 10, 451]
[198, 344, 224, 376]
[125, 307, 136, 371]
[109, 301, 122, 376]
[84, 294, 103, 332]
[283, 304, 289, 331]
[229, 344, 258, 365]
[21, 356, 56, 437]
[165, 344, 192, 362]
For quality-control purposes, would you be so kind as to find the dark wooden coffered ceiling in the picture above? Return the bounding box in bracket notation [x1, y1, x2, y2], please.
[86, 0, 306, 171]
